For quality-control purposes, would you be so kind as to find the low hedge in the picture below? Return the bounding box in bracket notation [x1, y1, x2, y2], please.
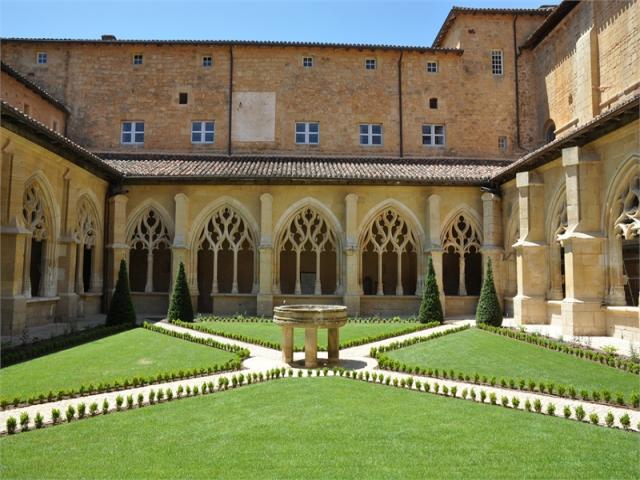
[478, 323, 640, 375]
[174, 319, 440, 352]
[195, 314, 422, 324]
[371, 326, 640, 410]
[1, 323, 136, 368]
[0, 323, 248, 410]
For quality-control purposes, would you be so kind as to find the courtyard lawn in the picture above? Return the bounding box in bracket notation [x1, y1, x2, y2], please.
[1, 378, 638, 479]
[195, 319, 424, 349]
[385, 327, 639, 397]
[0, 328, 236, 402]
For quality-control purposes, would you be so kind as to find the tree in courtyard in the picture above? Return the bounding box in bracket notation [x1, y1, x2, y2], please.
[167, 261, 194, 323]
[106, 258, 136, 325]
[418, 257, 444, 324]
[475, 258, 502, 326]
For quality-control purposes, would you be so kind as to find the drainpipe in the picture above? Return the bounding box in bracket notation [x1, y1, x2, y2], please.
[398, 50, 404, 157]
[228, 45, 234, 156]
[513, 15, 522, 150]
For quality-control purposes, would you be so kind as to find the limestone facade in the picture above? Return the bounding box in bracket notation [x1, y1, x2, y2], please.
[0, 1, 638, 343]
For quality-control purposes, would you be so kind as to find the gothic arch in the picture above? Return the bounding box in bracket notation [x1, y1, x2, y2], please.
[546, 184, 567, 300]
[273, 198, 342, 295]
[440, 207, 482, 296]
[22, 173, 59, 297]
[73, 194, 102, 293]
[126, 201, 173, 293]
[602, 155, 640, 306]
[189, 198, 258, 310]
[358, 200, 423, 296]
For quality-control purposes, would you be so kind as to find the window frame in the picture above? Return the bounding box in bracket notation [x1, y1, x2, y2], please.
[421, 124, 446, 147]
[191, 121, 215, 144]
[498, 136, 508, 151]
[364, 58, 377, 70]
[302, 56, 314, 68]
[359, 123, 383, 146]
[36, 52, 48, 65]
[426, 61, 438, 73]
[132, 54, 144, 65]
[491, 49, 504, 76]
[121, 121, 145, 145]
[295, 122, 320, 145]
[179, 92, 188, 105]
[429, 98, 438, 109]
[202, 56, 213, 67]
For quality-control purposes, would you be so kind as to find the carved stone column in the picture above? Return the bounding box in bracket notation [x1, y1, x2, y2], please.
[481, 192, 504, 308]
[106, 194, 129, 305]
[513, 172, 548, 325]
[560, 147, 606, 336]
[425, 194, 445, 315]
[343, 193, 360, 315]
[257, 193, 274, 316]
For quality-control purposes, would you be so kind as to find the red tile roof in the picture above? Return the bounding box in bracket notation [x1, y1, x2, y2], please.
[98, 152, 512, 185]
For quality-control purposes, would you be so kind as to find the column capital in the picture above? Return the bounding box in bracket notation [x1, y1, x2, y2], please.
[516, 171, 543, 189]
[562, 146, 600, 167]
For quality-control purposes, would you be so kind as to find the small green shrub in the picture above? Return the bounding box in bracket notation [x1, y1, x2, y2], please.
[563, 405, 571, 418]
[115, 395, 124, 411]
[126, 395, 134, 409]
[89, 402, 98, 416]
[605, 411, 614, 428]
[546, 403, 556, 415]
[619, 413, 630, 430]
[106, 259, 136, 325]
[19, 412, 29, 432]
[34, 412, 44, 429]
[524, 399, 532, 412]
[501, 396, 509, 407]
[589, 413, 599, 425]
[66, 405, 75, 422]
[6, 416, 17, 434]
[475, 259, 502, 326]
[511, 397, 520, 408]
[419, 257, 444, 324]
[102, 399, 109, 414]
[575, 405, 585, 421]
[167, 262, 194, 323]
[489, 392, 497, 405]
[77, 402, 86, 419]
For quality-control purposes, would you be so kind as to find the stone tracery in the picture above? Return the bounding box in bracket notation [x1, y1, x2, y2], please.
[128, 208, 171, 293]
[442, 214, 481, 296]
[22, 181, 51, 297]
[73, 198, 98, 293]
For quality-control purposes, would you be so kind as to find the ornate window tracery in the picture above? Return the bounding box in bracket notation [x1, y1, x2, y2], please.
[361, 208, 418, 295]
[614, 174, 639, 306]
[278, 207, 338, 295]
[442, 214, 482, 296]
[74, 199, 98, 293]
[128, 208, 171, 293]
[22, 182, 50, 297]
[549, 197, 568, 299]
[197, 206, 256, 295]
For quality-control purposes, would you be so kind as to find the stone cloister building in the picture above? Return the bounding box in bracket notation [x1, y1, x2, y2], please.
[1, 1, 638, 342]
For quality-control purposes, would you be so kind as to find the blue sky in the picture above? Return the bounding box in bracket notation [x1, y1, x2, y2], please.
[1, 0, 546, 46]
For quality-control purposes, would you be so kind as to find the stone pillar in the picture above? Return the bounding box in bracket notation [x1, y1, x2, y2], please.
[513, 172, 548, 325]
[327, 327, 339, 365]
[560, 147, 606, 336]
[282, 326, 293, 363]
[425, 194, 445, 315]
[304, 327, 318, 368]
[481, 192, 504, 308]
[257, 193, 273, 316]
[343, 193, 360, 315]
[107, 194, 129, 304]
[56, 236, 79, 322]
[171, 194, 192, 304]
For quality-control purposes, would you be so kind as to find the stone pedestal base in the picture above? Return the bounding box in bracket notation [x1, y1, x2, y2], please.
[561, 300, 606, 336]
[513, 294, 547, 325]
[257, 294, 273, 317]
[327, 327, 339, 365]
[304, 327, 318, 368]
[282, 326, 293, 363]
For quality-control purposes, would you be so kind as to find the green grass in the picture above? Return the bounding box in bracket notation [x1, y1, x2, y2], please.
[1, 378, 638, 479]
[196, 320, 424, 349]
[0, 328, 236, 401]
[386, 328, 639, 397]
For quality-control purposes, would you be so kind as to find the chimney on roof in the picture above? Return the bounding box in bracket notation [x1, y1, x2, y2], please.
[101, 34, 117, 41]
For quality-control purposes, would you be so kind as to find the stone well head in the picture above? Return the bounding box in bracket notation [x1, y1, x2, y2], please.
[273, 304, 348, 328]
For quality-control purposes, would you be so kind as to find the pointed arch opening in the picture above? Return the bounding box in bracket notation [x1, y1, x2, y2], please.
[360, 207, 419, 296]
[127, 207, 172, 293]
[547, 188, 567, 300]
[195, 205, 257, 312]
[442, 213, 482, 296]
[275, 206, 340, 295]
[74, 196, 100, 294]
[613, 173, 639, 306]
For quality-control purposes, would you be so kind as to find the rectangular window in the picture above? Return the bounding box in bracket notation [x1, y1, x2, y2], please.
[191, 121, 215, 144]
[133, 54, 144, 65]
[179, 92, 188, 105]
[202, 56, 213, 67]
[491, 50, 503, 75]
[360, 124, 383, 145]
[427, 61, 438, 73]
[422, 124, 445, 146]
[121, 121, 145, 144]
[295, 122, 319, 144]
[498, 136, 508, 151]
[37, 52, 47, 64]
[303, 57, 313, 68]
[365, 58, 377, 70]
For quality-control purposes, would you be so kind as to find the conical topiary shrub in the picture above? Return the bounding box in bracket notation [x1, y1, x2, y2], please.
[476, 258, 502, 326]
[418, 257, 444, 324]
[106, 258, 136, 325]
[167, 261, 194, 323]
